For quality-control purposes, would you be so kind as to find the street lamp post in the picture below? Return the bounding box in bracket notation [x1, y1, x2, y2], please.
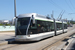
[14, 0, 17, 36]
[14, 0, 17, 17]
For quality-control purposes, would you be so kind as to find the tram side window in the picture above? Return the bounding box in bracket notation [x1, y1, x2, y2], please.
[45, 21, 51, 32]
[59, 23, 62, 30]
[37, 20, 53, 33]
[56, 23, 62, 30]
[50, 22, 54, 31]
[64, 24, 67, 29]
[28, 20, 37, 34]
[37, 20, 46, 33]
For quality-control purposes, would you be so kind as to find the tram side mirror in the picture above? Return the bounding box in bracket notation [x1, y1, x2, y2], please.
[32, 15, 35, 24]
[12, 17, 17, 25]
[30, 20, 35, 27]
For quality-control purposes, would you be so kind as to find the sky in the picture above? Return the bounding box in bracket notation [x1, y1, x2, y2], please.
[0, 0, 75, 20]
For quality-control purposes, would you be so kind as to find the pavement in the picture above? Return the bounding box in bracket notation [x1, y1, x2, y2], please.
[0, 32, 15, 43]
[43, 33, 75, 50]
[66, 35, 75, 50]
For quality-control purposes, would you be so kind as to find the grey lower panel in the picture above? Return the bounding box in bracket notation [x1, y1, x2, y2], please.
[15, 33, 54, 41]
[56, 30, 63, 35]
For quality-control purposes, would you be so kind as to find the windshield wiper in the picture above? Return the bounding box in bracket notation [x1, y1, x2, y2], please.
[18, 28, 22, 35]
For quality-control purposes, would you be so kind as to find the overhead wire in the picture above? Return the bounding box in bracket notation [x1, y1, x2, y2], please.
[48, 0, 63, 10]
[65, 0, 74, 11]
[48, 0, 69, 13]
[48, 0, 75, 19]
[50, 0, 64, 10]
[69, 0, 75, 9]
[48, 0, 70, 14]
[47, 0, 71, 20]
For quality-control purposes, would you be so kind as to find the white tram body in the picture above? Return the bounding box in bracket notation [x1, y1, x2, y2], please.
[56, 22, 63, 35]
[15, 13, 67, 41]
[63, 22, 68, 33]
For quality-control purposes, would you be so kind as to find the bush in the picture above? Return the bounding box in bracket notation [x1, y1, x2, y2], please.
[0, 24, 3, 26]
[0, 24, 11, 26]
[70, 21, 75, 24]
[5, 24, 10, 26]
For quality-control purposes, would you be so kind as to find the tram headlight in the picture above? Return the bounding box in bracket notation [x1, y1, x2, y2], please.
[29, 32, 32, 34]
[28, 35, 30, 37]
[30, 32, 32, 34]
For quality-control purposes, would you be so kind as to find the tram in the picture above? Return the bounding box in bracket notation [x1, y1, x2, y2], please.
[15, 13, 67, 41]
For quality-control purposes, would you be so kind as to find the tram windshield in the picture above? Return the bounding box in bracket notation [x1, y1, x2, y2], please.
[16, 17, 30, 35]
